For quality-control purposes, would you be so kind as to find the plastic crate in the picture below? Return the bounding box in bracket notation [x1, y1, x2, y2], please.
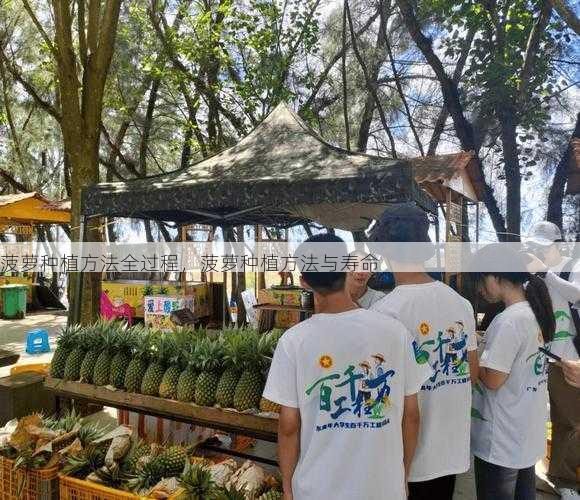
[0, 456, 59, 500]
[59, 475, 182, 500]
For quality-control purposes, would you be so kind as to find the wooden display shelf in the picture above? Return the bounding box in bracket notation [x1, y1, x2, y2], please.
[44, 377, 278, 442]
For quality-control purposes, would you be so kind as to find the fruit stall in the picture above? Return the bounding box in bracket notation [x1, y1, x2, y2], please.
[41, 103, 487, 498]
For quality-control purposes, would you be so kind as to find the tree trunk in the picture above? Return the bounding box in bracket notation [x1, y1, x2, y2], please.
[549, 0, 580, 35]
[498, 110, 521, 241]
[547, 113, 580, 227]
[346, 0, 397, 157]
[139, 78, 161, 176]
[355, 3, 388, 152]
[395, 0, 507, 239]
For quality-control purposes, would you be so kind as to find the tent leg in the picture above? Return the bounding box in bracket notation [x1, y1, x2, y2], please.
[71, 215, 87, 325]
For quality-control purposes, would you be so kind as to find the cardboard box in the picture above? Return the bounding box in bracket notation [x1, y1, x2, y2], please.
[258, 288, 302, 328]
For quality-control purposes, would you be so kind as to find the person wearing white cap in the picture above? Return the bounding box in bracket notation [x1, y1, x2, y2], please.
[526, 221, 580, 499]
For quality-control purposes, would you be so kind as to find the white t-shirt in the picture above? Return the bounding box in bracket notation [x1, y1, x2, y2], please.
[263, 308, 432, 500]
[471, 302, 548, 469]
[371, 280, 477, 481]
[547, 258, 580, 361]
[358, 287, 386, 309]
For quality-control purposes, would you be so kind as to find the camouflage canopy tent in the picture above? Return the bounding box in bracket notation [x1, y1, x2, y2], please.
[81, 104, 484, 231]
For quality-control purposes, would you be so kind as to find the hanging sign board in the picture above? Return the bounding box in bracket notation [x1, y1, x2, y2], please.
[0, 225, 33, 235]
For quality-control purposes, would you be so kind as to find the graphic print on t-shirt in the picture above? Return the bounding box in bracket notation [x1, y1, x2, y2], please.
[412, 320, 470, 391]
[306, 352, 396, 431]
[523, 330, 549, 393]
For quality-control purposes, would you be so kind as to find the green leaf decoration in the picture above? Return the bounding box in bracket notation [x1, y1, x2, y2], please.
[554, 330, 573, 340]
[526, 352, 539, 362]
[554, 310, 571, 321]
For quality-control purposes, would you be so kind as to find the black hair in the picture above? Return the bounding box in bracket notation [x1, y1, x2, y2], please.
[468, 244, 555, 343]
[369, 204, 435, 262]
[370, 204, 431, 243]
[297, 233, 347, 295]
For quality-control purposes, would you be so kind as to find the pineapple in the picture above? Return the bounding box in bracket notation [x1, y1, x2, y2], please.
[77, 421, 108, 447]
[61, 444, 106, 478]
[125, 440, 151, 473]
[259, 398, 281, 414]
[178, 462, 216, 500]
[215, 486, 246, 500]
[176, 339, 202, 403]
[195, 338, 224, 407]
[79, 323, 105, 383]
[50, 324, 81, 378]
[129, 445, 187, 493]
[158, 445, 187, 477]
[128, 456, 163, 493]
[92, 321, 121, 386]
[141, 332, 175, 396]
[216, 332, 245, 408]
[159, 329, 191, 400]
[63, 327, 89, 381]
[257, 490, 283, 500]
[233, 332, 268, 412]
[124, 327, 151, 393]
[259, 331, 283, 413]
[109, 327, 134, 389]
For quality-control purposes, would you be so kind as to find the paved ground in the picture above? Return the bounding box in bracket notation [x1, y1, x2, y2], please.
[0, 310, 66, 377]
[0, 311, 562, 499]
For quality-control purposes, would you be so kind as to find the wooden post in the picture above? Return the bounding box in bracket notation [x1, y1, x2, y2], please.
[180, 225, 187, 293]
[256, 225, 266, 292]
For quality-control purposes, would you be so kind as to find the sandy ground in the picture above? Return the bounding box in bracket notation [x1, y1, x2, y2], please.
[0, 311, 563, 499]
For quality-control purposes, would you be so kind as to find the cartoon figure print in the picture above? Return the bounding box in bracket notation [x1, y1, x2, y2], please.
[417, 320, 470, 384]
[357, 354, 395, 419]
[307, 353, 395, 423]
[443, 321, 469, 376]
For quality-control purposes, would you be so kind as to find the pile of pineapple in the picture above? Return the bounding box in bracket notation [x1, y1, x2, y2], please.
[177, 459, 282, 500]
[59, 422, 194, 497]
[0, 409, 98, 470]
[50, 321, 283, 414]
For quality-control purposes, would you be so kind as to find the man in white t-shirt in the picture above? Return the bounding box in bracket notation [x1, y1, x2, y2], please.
[263, 233, 432, 500]
[527, 221, 580, 497]
[369, 205, 479, 500]
[345, 251, 386, 309]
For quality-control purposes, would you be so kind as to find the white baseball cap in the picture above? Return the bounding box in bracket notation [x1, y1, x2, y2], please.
[527, 221, 562, 246]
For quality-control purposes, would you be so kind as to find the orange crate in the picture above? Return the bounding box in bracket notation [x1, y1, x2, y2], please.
[59, 474, 182, 500]
[0, 456, 59, 500]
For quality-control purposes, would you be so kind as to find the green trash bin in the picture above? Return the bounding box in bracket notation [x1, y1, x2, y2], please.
[1, 284, 28, 319]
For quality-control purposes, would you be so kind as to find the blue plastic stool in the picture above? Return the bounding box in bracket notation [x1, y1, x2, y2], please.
[25, 329, 51, 354]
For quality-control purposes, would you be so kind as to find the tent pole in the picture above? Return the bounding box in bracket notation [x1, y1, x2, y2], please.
[475, 202, 480, 243]
[71, 214, 87, 325]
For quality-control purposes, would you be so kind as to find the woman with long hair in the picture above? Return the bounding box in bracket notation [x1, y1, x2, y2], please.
[470, 244, 555, 500]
